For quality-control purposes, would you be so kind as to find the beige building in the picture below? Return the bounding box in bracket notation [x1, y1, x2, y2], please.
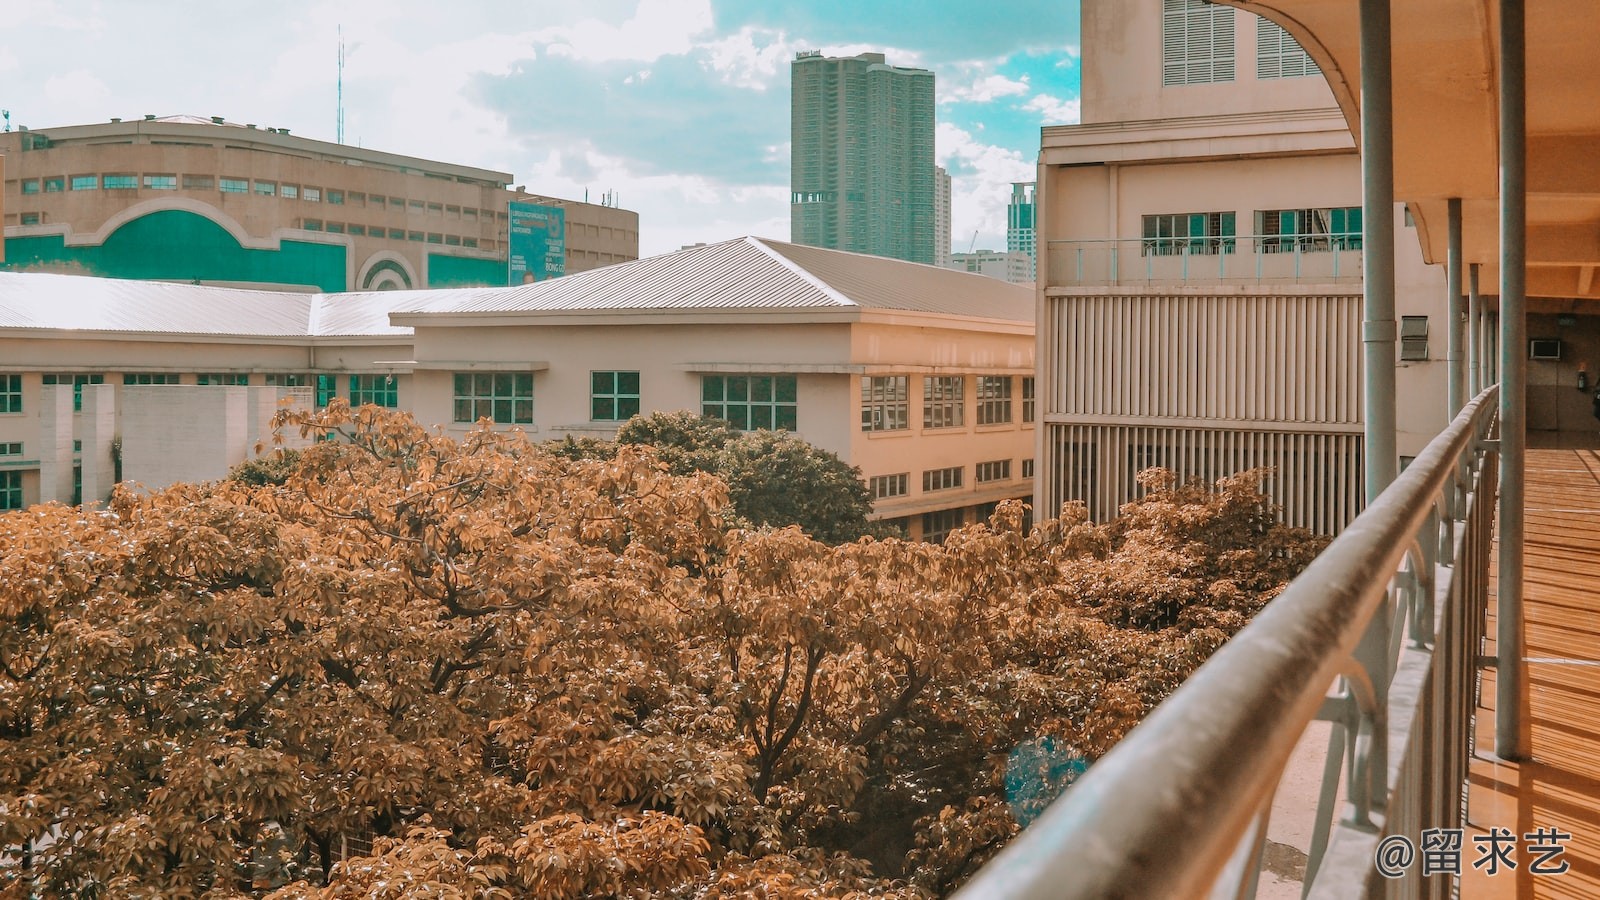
[0, 115, 638, 292]
[1035, 0, 1452, 534]
[0, 237, 1035, 541]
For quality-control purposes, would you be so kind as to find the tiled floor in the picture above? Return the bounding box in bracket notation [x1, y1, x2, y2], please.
[1463, 448, 1600, 899]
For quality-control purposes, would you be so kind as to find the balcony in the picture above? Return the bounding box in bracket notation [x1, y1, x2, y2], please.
[1045, 235, 1364, 289]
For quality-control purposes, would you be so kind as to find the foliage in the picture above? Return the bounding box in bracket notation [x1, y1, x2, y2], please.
[0, 403, 1326, 898]
[229, 449, 304, 487]
[562, 410, 875, 544]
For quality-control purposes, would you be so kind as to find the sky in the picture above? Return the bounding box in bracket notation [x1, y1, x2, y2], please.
[1, 0, 1081, 257]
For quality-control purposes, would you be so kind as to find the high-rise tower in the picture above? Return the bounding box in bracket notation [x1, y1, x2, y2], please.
[790, 51, 935, 264]
[1007, 181, 1037, 281]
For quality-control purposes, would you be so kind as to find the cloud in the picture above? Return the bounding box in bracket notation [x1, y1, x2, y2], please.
[701, 26, 806, 90]
[40, 71, 113, 121]
[535, 0, 715, 63]
[712, 0, 1079, 62]
[937, 122, 1036, 252]
[1022, 93, 1081, 125]
[941, 73, 1031, 104]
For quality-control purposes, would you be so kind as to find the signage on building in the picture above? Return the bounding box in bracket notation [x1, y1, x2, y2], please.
[508, 202, 566, 284]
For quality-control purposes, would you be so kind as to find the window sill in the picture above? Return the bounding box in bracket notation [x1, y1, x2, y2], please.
[863, 429, 914, 439]
[974, 422, 1016, 433]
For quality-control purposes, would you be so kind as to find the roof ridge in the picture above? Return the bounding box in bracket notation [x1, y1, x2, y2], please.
[743, 236, 858, 306]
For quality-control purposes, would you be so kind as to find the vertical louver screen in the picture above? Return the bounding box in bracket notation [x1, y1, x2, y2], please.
[1257, 17, 1320, 79]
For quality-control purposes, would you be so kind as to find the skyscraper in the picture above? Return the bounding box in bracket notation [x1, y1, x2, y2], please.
[790, 51, 936, 264]
[1007, 181, 1037, 282]
[934, 165, 952, 267]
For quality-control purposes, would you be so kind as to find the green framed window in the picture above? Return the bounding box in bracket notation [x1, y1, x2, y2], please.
[42, 373, 105, 411]
[44, 177, 64, 193]
[0, 470, 22, 511]
[123, 373, 179, 385]
[453, 373, 533, 424]
[196, 373, 250, 386]
[0, 374, 21, 414]
[253, 180, 277, 196]
[220, 177, 248, 193]
[70, 175, 98, 191]
[349, 375, 398, 408]
[701, 375, 797, 431]
[21, 179, 40, 195]
[591, 371, 640, 422]
[143, 174, 177, 190]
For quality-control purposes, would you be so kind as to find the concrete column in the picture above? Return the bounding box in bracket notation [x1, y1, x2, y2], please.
[1361, 0, 1397, 503]
[1447, 198, 1465, 415]
[37, 385, 75, 504]
[1496, 0, 1530, 762]
[79, 383, 117, 505]
[1468, 264, 1483, 394]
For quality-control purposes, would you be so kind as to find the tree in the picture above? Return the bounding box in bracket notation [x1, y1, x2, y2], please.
[0, 404, 1325, 898]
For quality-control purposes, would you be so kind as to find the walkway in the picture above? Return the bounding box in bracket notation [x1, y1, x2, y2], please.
[1466, 447, 1600, 899]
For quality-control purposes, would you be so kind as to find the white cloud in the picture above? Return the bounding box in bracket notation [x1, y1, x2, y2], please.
[1023, 93, 1081, 125]
[0, 47, 17, 73]
[538, 0, 714, 63]
[701, 26, 805, 90]
[40, 71, 113, 121]
[937, 122, 1036, 253]
[940, 73, 1030, 104]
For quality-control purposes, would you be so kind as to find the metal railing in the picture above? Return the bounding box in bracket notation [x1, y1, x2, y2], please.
[955, 385, 1503, 899]
[1044, 235, 1365, 288]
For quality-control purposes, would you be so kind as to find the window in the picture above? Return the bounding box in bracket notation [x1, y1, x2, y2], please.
[304, 187, 321, 202]
[870, 473, 909, 499]
[369, 194, 386, 206]
[349, 192, 366, 207]
[103, 174, 137, 189]
[1400, 316, 1430, 361]
[42, 373, 104, 410]
[196, 373, 250, 386]
[923, 466, 964, 492]
[453, 373, 533, 424]
[922, 508, 965, 544]
[590, 371, 640, 421]
[1022, 377, 1036, 423]
[302, 219, 323, 231]
[21, 179, 40, 195]
[267, 373, 336, 406]
[220, 177, 248, 193]
[923, 376, 965, 429]
[861, 376, 909, 432]
[1257, 18, 1319, 79]
[348, 224, 366, 237]
[143, 174, 177, 190]
[349, 375, 398, 408]
[19, 213, 40, 226]
[976, 376, 1012, 425]
[426, 233, 443, 244]
[391, 197, 406, 210]
[123, 373, 179, 385]
[265, 373, 309, 387]
[0, 471, 21, 511]
[389, 228, 405, 240]
[70, 175, 98, 191]
[327, 223, 345, 234]
[1162, 0, 1235, 85]
[409, 199, 425, 213]
[0, 374, 20, 413]
[253, 180, 277, 196]
[0, 442, 20, 455]
[1256, 207, 1362, 252]
[281, 184, 299, 200]
[428, 202, 443, 215]
[44, 177, 64, 193]
[183, 174, 214, 190]
[445, 235, 462, 246]
[1142, 212, 1236, 256]
[463, 237, 479, 248]
[1022, 458, 1035, 479]
[701, 375, 798, 431]
[327, 190, 345, 205]
[408, 231, 424, 242]
[976, 460, 1013, 483]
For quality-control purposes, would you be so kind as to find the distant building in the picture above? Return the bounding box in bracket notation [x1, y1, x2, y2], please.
[1007, 182, 1037, 282]
[0, 116, 639, 292]
[0, 237, 1035, 542]
[949, 249, 1033, 286]
[790, 52, 936, 265]
[934, 166, 952, 268]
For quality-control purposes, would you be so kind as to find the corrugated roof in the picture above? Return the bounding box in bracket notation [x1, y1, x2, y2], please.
[0, 272, 411, 338]
[398, 236, 1033, 322]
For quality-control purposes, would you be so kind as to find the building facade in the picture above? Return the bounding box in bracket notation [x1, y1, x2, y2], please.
[934, 165, 952, 268]
[790, 52, 936, 265]
[1007, 181, 1037, 282]
[0, 116, 639, 292]
[1035, 0, 1450, 534]
[0, 238, 1035, 542]
[949, 250, 1033, 286]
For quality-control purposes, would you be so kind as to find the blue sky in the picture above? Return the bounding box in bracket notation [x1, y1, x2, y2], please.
[2, 0, 1081, 256]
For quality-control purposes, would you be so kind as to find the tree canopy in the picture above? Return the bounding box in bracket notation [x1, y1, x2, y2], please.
[0, 403, 1326, 898]
[551, 410, 876, 544]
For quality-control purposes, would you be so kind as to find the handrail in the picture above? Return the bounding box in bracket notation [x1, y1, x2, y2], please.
[954, 385, 1500, 899]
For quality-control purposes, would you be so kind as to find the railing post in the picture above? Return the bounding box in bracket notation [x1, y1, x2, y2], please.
[1447, 198, 1465, 418]
[1496, 0, 1531, 761]
[1469, 264, 1483, 394]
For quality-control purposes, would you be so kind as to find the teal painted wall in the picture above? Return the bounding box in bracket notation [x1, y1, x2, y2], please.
[427, 253, 508, 288]
[3, 209, 349, 292]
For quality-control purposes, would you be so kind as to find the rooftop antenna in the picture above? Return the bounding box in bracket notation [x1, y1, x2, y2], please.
[336, 26, 345, 144]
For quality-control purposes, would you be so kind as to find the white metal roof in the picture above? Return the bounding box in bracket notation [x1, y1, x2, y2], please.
[0, 237, 1033, 340]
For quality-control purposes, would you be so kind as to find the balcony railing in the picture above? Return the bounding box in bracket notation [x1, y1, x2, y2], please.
[1045, 234, 1365, 288]
[955, 386, 1502, 899]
